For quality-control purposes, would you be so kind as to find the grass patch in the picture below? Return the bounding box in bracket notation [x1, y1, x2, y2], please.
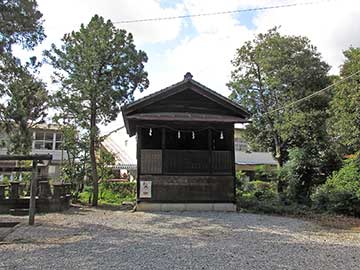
[237, 195, 310, 216]
[78, 182, 136, 206]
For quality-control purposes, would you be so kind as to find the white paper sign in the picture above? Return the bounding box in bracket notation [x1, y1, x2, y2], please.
[140, 181, 152, 198]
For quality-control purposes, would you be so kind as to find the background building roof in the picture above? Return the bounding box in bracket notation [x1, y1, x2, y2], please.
[235, 151, 277, 166]
[101, 126, 137, 167]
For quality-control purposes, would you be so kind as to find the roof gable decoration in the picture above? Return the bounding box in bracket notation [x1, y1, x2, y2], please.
[122, 73, 251, 136]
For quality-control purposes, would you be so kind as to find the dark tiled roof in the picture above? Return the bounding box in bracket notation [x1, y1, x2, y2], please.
[235, 151, 277, 165]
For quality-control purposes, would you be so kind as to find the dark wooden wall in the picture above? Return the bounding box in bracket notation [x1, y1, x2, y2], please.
[136, 123, 236, 203]
[138, 175, 235, 203]
[140, 149, 233, 175]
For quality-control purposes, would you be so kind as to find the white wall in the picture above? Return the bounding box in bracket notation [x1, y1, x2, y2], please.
[0, 130, 68, 161]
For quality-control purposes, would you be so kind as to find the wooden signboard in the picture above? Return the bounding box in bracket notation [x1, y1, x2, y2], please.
[139, 180, 152, 198]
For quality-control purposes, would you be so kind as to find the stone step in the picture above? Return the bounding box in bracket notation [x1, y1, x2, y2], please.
[136, 203, 237, 212]
[9, 208, 29, 216]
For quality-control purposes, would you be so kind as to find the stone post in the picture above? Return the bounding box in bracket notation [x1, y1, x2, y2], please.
[39, 181, 52, 198]
[9, 182, 20, 199]
[63, 183, 72, 195]
[19, 182, 26, 197]
[53, 183, 65, 199]
[0, 184, 7, 200]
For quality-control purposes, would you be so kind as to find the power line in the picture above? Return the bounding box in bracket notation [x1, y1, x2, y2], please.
[264, 70, 360, 115]
[100, 126, 125, 140]
[113, 0, 333, 24]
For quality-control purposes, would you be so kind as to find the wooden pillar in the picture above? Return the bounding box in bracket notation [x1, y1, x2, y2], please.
[29, 160, 38, 225]
[136, 127, 141, 200]
[230, 126, 236, 203]
[161, 127, 166, 174]
[208, 128, 212, 175]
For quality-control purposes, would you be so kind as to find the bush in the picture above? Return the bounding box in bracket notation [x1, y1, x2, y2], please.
[240, 180, 277, 201]
[236, 177, 312, 216]
[78, 182, 136, 205]
[312, 154, 360, 216]
[102, 182, 136, 197]
[254, 165, 277, 182]
[237, 190, 309, 216]
[235, 170, 248, 194]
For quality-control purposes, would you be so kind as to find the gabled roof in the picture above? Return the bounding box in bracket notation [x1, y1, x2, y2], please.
[122, 72, 251, 136]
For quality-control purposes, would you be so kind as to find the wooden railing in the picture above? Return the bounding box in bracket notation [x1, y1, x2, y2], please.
[140, 149, 232, 175]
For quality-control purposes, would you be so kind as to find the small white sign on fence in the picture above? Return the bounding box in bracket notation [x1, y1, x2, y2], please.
[140, 181, 152, 198]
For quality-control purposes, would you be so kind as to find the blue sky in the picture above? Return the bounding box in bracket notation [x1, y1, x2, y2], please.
[12, 0, 360, 133]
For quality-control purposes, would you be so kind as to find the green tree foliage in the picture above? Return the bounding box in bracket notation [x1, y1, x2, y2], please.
[0, 0, 45, 93]
[277, 147, 342, 204]
[228, 28, 331, 170]
[1, 61, 48, 154]
[312, 153, 360, 216]
[329, 47, 360, 154]
[45, 15, 149, 206]
[97, 148, 115, 182]
[58, 124, 89, 190]
[0, 0, 44, 52]
[0, 0, 46, 153]
[279, 147, 320, 204]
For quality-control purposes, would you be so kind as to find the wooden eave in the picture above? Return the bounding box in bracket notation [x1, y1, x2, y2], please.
[122, 76, 251, 136]
[126, 112, 248, 123]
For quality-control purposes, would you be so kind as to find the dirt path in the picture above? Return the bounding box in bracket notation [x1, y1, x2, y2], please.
[0, 207, 359, 269]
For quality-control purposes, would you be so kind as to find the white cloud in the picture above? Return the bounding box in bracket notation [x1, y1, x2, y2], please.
[159, 0, 360, 106]
[156, 0, 258, 96]
[162, 27, 253, 97]
[253, 0, 360, 73]
[10, 0, 360, 134]
[37, 0, 185, 45]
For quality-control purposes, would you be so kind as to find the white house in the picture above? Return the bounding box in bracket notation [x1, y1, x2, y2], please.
[0, 124, 68, 179]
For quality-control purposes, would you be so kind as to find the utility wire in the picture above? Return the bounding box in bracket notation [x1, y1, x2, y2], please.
[113, 0, 333, 24]
[264, 70, 360, 115]
[100, 126, 125, 140]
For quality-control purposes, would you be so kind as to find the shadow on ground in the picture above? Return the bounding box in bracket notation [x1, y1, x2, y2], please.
[1, 209, 359, 270]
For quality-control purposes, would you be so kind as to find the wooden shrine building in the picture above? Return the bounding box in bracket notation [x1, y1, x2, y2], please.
[122, 72, 250, 211]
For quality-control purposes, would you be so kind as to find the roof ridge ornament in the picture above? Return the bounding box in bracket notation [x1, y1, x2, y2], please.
[184, 72, 193, 80]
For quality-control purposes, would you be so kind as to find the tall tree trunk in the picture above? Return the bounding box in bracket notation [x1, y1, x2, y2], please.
[274, 136, 283, 168]
[90, 109, 99, 206]
[274, 134, 285, 196]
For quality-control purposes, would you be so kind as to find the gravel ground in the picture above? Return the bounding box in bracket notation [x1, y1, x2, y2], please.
[0, 207, 360, 270]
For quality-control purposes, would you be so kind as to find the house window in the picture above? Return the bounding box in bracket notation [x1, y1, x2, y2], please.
[55, 133, 63, 150]
[34, 131, 54, 150]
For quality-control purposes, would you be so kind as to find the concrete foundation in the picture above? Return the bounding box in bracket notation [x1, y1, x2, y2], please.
[136, 202, 236, 212]
[0, 195, 71, 214]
